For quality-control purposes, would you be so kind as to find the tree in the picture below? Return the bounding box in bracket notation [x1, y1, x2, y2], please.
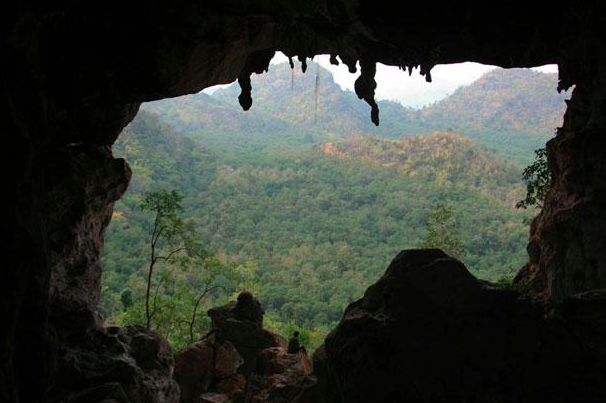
[516, 147, 550, 210]
[185, 256, 233, 342]
[140, 190, 205, 329]
[420, 203, 466, 259]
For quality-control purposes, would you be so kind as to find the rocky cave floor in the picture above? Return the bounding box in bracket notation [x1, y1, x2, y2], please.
[46, 249, 606, 403]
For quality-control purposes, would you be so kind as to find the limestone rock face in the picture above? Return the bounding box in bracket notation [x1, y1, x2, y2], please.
[45, 145, 131, 336]
[246, 347, 317, 403]
[174, 341, 215, 402]
[47, 325, 180, 403]
[174, 338, 247, 403]
[208, 293, 286, 376]
[215, 374, 247, 400]
[37, 144, 182, 403]
[515, 77, 606, 299]
[215, 342, 245, 378]
[318, 249, 606, 403]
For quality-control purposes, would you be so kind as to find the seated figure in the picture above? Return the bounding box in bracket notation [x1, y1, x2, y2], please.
[287, 331, 301, 354]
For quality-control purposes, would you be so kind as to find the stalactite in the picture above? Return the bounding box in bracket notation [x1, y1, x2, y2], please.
[235, 49, 275, 111]
[354, 57, 379, 126]
[298, 55, 307, 73]
[420, 62, 434, 82]
[339, 54, 358, 73]
[330, 54, 339, 65]
[237, 73, 253, 111]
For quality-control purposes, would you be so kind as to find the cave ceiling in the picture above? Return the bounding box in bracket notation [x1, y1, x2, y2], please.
[6, 1, 603, 147]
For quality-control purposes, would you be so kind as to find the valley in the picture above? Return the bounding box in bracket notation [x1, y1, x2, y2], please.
[102, 61, 568, 350]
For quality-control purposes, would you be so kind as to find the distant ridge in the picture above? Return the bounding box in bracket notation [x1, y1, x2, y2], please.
[418, 68, 568, 137]
[141, 61, 570, 163]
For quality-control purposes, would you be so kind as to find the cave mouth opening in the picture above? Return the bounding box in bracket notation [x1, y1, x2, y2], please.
[5, 4, 606, 402]
[100, 52, 570, 353]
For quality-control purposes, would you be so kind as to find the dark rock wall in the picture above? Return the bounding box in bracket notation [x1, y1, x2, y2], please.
[515, 53, 606, 299]
[1, 2, 605, 402]
[46, 325, 180, 403]
[46, 145, 131, 337]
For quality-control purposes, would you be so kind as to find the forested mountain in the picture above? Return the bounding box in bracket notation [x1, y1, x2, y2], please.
[211, 62, 423, 139]
[143, 61, 568, 162]
[415, 68, 570, 160]
[142, 92, 289, 134]
[102, 108, 532, 349]
[420, 68, 567, 136]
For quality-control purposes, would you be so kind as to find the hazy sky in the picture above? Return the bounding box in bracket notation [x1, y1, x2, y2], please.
[206, 52, 558, 108]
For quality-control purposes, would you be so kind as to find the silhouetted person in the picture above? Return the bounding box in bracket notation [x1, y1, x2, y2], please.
[287, 331, 301, 354]
[233, 291, 264, 325]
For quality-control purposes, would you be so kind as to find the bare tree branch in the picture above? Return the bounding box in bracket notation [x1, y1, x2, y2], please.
[156, 247, 188, 262]
[189, 284, 225, 342]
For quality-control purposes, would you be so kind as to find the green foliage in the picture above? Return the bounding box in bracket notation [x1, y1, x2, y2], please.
[120, 288, 133, 311]
[102, 109, 533, 351]
[416, 69, 569, 163]
[103, 64, 565, 349]
[420, 203, 466, 259]
[113, 256, 242, 351]
[141, 190, 183, 229]
[263, 313, 331, 353]
[140, 189, 192, 329]
[516, 147, 550, 209]
[118, 187, 236, 347]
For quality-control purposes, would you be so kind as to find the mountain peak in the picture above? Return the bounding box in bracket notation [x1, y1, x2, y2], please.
[421, 67, 569, 136]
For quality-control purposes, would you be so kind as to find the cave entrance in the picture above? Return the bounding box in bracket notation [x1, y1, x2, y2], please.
[6, 4, 606, 403]
[100, 53, 570, 352]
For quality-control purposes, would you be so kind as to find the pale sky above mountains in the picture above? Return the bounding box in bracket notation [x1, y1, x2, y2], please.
[205, 52, 558, 109]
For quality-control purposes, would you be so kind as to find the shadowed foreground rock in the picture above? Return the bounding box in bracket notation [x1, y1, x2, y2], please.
[175, 339, 246, 403]
[46, 325, 180, 403]
[175, 292, 316, 403]
[208, 292, 287, 377]
[316, 249, 606, 403]
[41, 146, 183, 403]
[246, 347, 316, 403]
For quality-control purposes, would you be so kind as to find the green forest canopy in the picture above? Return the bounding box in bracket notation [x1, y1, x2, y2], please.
[102, 64, 565, 351]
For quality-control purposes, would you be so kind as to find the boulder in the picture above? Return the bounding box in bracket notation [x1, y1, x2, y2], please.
[245, 347, 317, 403]
[215, 374, 246, 400]
[47, 325, 180, 403]
[215, 341, 244, 378]
[208, 293, 285, 376]
[318, 249, 606, 403]
[255, 348, 313, 378]
[174, 340, 215, 402]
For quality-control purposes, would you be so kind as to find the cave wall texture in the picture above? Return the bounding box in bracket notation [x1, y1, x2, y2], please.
[1, 1, 605, 402]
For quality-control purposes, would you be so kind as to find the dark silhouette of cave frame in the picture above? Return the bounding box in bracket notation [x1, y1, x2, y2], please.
[2, 2, 605, 402]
